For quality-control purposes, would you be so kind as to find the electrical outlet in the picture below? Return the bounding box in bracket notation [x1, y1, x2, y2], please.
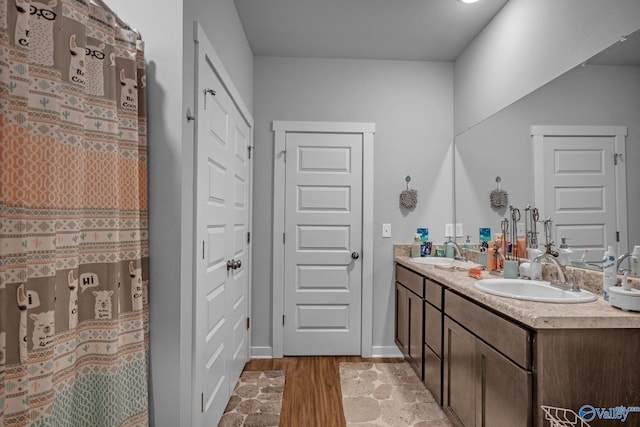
[517, 223, 525, 236]
[382, 223, 391, 238]
[455, 223, 464, 237]
[445, 223, 454, 238]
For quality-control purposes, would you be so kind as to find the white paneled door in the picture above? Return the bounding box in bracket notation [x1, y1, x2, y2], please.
[283, 132, 363, 355]
[193, 25, 252, 426]
[532, 126, 628, 263]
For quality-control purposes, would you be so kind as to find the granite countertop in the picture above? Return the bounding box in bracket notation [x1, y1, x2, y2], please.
[394, 251, 640, 330]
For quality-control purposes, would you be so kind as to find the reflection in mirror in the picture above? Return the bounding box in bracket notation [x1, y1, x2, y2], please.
[454, 29, 640, 275]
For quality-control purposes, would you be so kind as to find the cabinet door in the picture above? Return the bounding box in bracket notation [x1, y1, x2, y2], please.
[395, 283, 409, 356]
[475, 339, 532, 427]
[425, 302, 442, 356]
[443, 317, 476, 427]
[424, 344, 442, 405]
[407, 290, 424, 377]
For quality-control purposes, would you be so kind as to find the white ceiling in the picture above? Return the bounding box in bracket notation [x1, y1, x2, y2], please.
[234, 0, 509, 61]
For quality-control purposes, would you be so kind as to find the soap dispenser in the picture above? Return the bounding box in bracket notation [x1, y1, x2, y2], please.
[464, 235, 473, 249]
[558, 237, 573, 265]
[445, 238, 455, 258]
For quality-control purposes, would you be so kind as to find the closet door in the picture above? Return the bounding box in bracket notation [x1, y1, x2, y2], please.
[228, 106, 251, 387]
[192, 28, 252, 425]
[194, 56, 233, 423]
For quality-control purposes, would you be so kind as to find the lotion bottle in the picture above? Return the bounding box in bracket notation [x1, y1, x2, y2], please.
[487, 241, 497, 271]
[602, 245, 617, 301]
[411, 234, 422, 258]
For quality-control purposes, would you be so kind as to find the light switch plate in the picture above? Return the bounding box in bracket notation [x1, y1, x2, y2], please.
[445, 223, 454, 238]
[382, 223, 391, 238]
[455, 223, 464, 237]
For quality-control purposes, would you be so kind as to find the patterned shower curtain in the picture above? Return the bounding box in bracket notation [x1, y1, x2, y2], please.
[0, 0, 149, 425]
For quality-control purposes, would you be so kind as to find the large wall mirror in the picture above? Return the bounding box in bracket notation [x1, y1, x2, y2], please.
[454, 28, 640, 274]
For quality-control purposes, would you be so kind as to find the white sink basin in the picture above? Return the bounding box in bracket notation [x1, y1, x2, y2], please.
[474, 278, 597, 303]
[410, 257, 475, 267]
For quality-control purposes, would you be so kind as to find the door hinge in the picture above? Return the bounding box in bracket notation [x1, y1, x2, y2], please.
[201, 392, 204, 413]
[283, 233, 286, 244]
[614, 153, 623, 165]
[248, 146, 253, 159]
[617, 231, 620, 242]
[282, 315, 285, 326]
[283, 149, 287, 163]
[202, 240, 205, 260]
[203, 88, 216, 109]
[246, 317, 250, 330]
[247, 231, 251, 244]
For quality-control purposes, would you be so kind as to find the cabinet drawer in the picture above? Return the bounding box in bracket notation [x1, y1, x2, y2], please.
[425, 279, 442, 309]
[395, 265, 424, 297]
[424, 302, 442, 356]
[424, 344, 442, 405]
[444, 290, 532, 369]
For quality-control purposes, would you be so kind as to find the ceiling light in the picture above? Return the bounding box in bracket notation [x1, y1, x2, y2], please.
[458, 0, 480, 3]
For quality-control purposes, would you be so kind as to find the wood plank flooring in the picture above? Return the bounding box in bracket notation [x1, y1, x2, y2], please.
[244, 357, 404, 427]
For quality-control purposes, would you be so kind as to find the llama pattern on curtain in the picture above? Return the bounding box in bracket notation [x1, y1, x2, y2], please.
[0, 0, 149, 425]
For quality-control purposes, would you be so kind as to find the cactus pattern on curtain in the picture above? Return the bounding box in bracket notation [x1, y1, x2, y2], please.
[0, 0, 149, 425]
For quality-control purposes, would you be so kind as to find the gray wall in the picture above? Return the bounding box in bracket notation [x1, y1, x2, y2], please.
[455, 0, 640, 135]
[455, 65, 640, 251]
[252, 57, 453, 353]
[107, 0, 253, 425]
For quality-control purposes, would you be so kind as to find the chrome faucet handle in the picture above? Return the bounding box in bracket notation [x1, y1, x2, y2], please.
[566, 269, 582, 292]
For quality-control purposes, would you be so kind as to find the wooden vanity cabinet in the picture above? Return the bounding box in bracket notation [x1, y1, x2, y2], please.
[395, 265, 424, 378]
[395, 261, 640, 427]
[443, 290, 533, 427]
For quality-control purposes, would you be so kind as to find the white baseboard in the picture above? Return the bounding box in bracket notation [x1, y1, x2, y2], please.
[251, 346, 273, 359]
[251, 345, 402, 359]
[371, 345, 403, 358]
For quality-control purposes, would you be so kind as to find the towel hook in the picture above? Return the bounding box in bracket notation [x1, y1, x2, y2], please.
[405, 175, 411, 190]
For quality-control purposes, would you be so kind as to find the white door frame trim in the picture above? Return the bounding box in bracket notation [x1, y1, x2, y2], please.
[272, 120, 375, 358]
[530, 125, 628, 254]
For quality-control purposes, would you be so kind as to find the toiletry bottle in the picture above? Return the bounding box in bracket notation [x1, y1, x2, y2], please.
[411, 234, 422, 258]
[464, 236, 473, 249]
[478, 249, 487, 267]
[632, 245, 640, 277]
[558, 237, 573, 265]
[478, 241, 489, 267]
[602, 245, 617, 301]
[495, 235, 506, 261]
[487, 241, 497, 271]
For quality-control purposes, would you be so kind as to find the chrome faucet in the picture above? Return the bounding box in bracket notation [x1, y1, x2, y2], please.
[533, 253, 580, 292]
[443, 240, 468, 262]
[616, 253, 632, 274]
